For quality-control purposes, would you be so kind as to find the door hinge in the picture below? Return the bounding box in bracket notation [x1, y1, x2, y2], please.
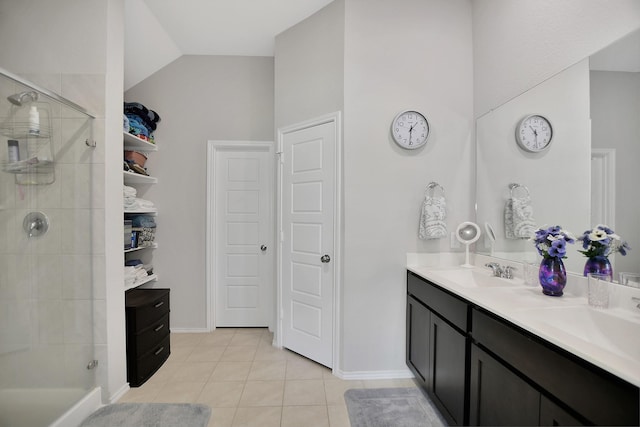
[276, 151, 284, 164]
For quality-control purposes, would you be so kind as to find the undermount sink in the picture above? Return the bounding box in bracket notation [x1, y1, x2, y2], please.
[428, 268, 523, 288]
[518, 305, 640, 361]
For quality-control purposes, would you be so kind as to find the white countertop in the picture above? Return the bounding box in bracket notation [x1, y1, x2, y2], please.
[407, 255, 640, 388]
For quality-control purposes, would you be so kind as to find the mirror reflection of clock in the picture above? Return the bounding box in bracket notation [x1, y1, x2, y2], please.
[516, 114, 553, 153]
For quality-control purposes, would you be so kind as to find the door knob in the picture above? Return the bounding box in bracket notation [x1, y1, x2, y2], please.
[321, 254, 331, 263]
[260, 245, 267, 252]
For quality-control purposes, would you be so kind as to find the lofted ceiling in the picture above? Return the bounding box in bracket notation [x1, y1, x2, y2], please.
[124, 0, 334, 90]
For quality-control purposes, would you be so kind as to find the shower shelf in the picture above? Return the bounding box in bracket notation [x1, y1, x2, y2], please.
[1, 126, 52, 139]
[2, 158, 53, 174]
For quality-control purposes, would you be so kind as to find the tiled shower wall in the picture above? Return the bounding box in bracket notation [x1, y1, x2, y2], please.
[0, 72, 106, 391]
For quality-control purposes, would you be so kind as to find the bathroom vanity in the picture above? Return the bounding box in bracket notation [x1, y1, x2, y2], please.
[406, 267, 640, 426]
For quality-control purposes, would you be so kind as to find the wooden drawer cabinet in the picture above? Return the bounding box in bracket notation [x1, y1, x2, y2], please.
[406, 271, 469, 425]
[406, 270, 640, 426]
[125, 288, 170, 387]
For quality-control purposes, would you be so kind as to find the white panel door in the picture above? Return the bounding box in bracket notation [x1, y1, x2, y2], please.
[281, 121, 335, 368]
[215, 147, 272, 327]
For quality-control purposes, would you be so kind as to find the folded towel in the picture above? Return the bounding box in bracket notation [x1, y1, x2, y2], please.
[504, 195, 536, 239]
[124, 185, 137, 197]
[124, 197, 156, 212]
[419, 195, 447, 240]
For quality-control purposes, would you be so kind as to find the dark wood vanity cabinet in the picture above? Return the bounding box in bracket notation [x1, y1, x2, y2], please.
[125, 288, 171, 387]
[407, 271, 469, 425]
[407, 271, 640, 426]
[471, 308, 639, 426]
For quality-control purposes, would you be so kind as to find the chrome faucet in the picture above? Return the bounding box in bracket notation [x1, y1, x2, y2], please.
[485, 262, 515, 279]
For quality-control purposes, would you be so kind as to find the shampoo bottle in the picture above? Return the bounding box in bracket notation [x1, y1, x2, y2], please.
[7, 140, 19, 163]
[28, 106, 40, 136]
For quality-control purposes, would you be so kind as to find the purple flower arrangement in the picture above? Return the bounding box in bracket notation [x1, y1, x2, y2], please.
[577, 224, 630, 258]
[532, 225, 575, 259]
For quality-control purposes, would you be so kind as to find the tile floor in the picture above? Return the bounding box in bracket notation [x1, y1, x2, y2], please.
[119, 328, 417, 427]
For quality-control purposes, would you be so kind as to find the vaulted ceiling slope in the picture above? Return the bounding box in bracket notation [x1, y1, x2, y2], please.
[124, 0, 334, 90]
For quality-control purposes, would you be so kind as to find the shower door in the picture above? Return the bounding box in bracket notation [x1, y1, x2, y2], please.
[0, 71, 98, 427]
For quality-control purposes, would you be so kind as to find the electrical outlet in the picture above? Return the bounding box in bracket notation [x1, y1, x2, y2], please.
[450, 231, 461, 249]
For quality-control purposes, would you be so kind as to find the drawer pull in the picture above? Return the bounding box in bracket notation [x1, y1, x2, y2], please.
[154, 324, 165, 332]
[154, 301, 164, 308]
[154, 346, 165, 356]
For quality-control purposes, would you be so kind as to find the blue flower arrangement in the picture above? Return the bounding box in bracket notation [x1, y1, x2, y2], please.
[532, 225, 575, 259]
[577, 224, 630, 258]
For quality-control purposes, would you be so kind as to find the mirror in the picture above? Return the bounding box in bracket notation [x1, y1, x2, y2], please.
[476, 27, 640, 277]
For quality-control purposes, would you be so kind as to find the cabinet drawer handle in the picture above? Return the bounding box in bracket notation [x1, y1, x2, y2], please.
[154, 301, 164, 308]
[154, 324, 165, 332]
[154, 346, 165, 356]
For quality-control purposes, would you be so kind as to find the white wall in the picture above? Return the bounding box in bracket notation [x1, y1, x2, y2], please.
[591, 70, 640, 275]
[124, 55, 275, 329]
[341, 0, 474, 374]
[475, 60, 591, 273]
[472, 0, 640, 116]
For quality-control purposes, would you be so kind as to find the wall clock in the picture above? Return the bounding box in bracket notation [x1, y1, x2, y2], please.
[391, 110, 430, 149]
[515, 114, 553, 153]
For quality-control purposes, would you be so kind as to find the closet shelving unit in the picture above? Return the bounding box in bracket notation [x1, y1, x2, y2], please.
[124, 131, 158, 291]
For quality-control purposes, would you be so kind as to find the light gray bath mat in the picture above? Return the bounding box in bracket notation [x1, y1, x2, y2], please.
[344, 387, 446, 427]
[79, 403, 211, 427]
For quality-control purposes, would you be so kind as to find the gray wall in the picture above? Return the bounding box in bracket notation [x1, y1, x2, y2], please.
[472, 0, 640, 116]
[274, 0, 345, 129]
[124, 55, 274, 329]
[340, 0, 474, 374]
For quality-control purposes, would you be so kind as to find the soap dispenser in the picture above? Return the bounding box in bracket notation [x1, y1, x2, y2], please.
[28, 105, 40, 136]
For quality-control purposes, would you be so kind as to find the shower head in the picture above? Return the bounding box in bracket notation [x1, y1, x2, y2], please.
[7, 90, 39, 106]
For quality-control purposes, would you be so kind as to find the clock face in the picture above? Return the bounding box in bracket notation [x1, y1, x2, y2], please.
[391, 110, 430, 149]
[516, 115, 553, 152]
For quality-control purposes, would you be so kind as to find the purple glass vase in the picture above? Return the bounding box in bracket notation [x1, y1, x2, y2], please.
[583, 255, 613, 282]
[539, 257, 567, 296]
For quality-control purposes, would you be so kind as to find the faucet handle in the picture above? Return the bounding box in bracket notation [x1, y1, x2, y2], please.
[485, 262, 501, 276]
[503, 265, 516, 279]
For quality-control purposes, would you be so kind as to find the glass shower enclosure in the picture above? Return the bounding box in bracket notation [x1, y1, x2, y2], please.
[0, 68, 97, 427]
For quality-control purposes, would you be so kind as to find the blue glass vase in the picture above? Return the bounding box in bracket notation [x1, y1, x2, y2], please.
[583, 255, 613, 282]
[539, 257, 567, 296]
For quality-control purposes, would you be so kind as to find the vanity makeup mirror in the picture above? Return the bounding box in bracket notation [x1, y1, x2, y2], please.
[476, 27, 640, 278]
[456, 221, 481, 268]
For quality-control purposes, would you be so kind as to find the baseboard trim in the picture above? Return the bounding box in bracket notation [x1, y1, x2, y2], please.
[336, 368, 415, 380]
[110, 383, 130, 403]
[170, 328, 211, 333]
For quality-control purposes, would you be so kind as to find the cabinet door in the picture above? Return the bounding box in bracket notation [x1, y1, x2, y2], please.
[539, 395, 583, 426]
[470, 344, 540, 426]
[430, 313, 467, 425]
[406, 296, 430, 385]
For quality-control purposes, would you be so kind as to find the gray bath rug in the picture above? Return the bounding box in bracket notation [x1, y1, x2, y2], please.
[79, 403, 211, 427]
[344, 387, 446, 427]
